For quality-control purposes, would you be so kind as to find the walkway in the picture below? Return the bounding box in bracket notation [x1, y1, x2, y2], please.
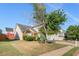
[40, 46, 73, 56]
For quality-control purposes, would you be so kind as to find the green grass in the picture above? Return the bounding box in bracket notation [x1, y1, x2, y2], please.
[0, 41, 23, 56]
[63, 47, 79, 56]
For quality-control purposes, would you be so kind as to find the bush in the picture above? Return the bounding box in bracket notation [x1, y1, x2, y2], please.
[23, 35, 33, 41]
[32, 36, 36, 41]
[36, 36, 40, 41]
[37, 33, 47, 43]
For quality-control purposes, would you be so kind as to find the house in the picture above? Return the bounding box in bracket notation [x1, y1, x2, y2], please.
[15, 24, 38, 40]
[7, 23, 64, 41]
[47, 29, 65, 41]
[6, 27, 15, 40]
[32, 23, 43, 32]
[32, 24, 65, 41]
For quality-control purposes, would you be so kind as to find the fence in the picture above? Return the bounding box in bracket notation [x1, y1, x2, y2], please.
[0, 34, 6, 40]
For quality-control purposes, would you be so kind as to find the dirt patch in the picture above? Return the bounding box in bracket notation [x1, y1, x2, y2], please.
[11, 40, 66, 56]
[11, 40, 42, 55]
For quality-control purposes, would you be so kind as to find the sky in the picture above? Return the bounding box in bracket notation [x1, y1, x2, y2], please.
[0, 3, 79, 33]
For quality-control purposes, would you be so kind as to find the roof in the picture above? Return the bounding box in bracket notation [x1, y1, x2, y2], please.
[16, 24, 37, 32]
[6, 27, 14, 32]
[32, 23, 43, 28]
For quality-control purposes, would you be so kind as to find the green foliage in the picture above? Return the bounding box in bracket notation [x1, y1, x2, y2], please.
[23, 35, 33, 41]
[36, 36, 40, 41]
[36, 33, 47, 43]
[39, 9, 67, 35]
[40, 33, 46, 42]
[39, 27, 45, 34]
[65, 25, 79, 40]
[45, 9, 67, 34]
[39, 27, 60, 35]
[33, 4, 67, 43]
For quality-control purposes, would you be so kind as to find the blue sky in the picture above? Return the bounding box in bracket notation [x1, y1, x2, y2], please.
[0, 3, 79, 33]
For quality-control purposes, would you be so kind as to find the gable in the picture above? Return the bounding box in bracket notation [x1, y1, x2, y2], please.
[16, 24, 37, 33]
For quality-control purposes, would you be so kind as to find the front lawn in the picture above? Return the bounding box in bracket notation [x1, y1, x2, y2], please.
[63, 47, 79, 56]
[11, 41, 67, 56]
[0, 40, 67, 56]
[0, 41, 22, 56]
[30, 43, 67, 56]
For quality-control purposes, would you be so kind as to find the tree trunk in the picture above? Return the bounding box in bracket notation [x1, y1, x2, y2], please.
[43, 19, 48, 42]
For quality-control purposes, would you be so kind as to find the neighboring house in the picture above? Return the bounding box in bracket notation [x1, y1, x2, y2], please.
[15, 24, 37, 40]
[0, 29, 6, 40]
[47, 29, 65, 41]
[6, 27, 15, 40]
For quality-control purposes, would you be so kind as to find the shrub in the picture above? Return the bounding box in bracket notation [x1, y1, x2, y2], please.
[32, 36, 36, 41]
[23, 35, 33, 41]
[36, 36, 40, 41]
[37, 33, 47, 43]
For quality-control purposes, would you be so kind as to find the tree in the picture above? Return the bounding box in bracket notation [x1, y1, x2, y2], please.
[33, 4, 67, 43]
[33, 3, 47, 42]
[33, 3, 46, 24]
[65, 25, 79, 40]
[40, 9, 67, 35]
[0, 29, 2, 34]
